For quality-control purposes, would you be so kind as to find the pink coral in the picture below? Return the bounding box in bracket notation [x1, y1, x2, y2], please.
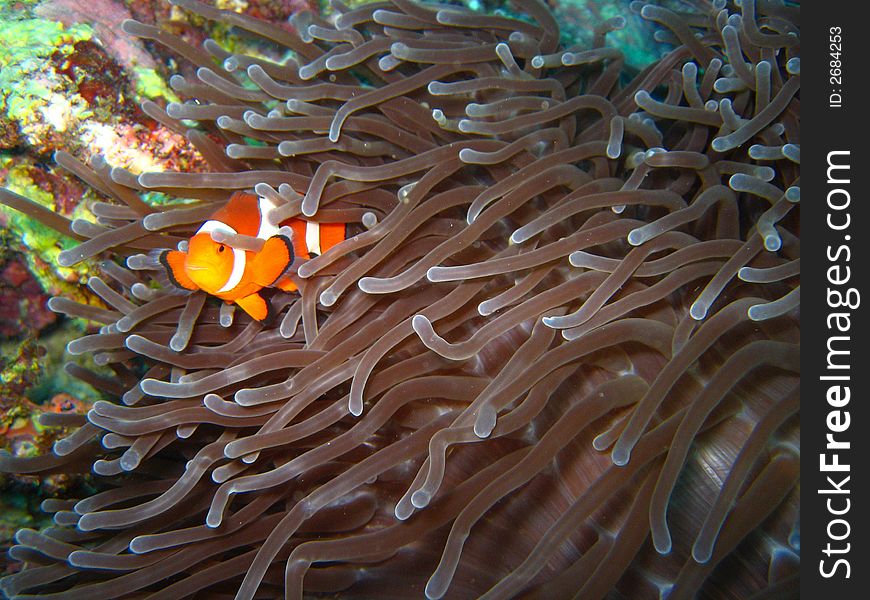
[35, 0, 157, 71]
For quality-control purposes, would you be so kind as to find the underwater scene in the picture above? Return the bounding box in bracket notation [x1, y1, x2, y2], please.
[0, 0, 799, 598]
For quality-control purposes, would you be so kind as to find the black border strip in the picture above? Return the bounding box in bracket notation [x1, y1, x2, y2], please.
[803, 2, 869, 597]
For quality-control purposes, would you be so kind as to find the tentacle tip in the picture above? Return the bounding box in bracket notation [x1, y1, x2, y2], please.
[424, 579, 447, 600]
[120, 452, 140, 472]
[710, 137, 730, 153]
[137, 172, 159, 188]
[755, 166, 775, 181]
[591, 435, 610, 452]
[142, 214, 164, 231]
[410, 489, 431, 509]
[319, 290, 338, 306]
[301, 198, 319, 218]
[411, 314, 431, 335]
[747, 304, 765, 321]
[689, 302, 707, 321]
[205, 513, 223, 529]
[76, 514, 97, 532]
[763, 236, 782, 252]
[46, 296, 63, 313]
[56, 251, 77, 268]
[473, 420, 494, 439]
[349, 398, 363, 417]
[394, 504, 412, 521]
[233, 389, 258, 406]
[653, 534, 673, 555]
[611, 447, 630, 466]
[120, 19, 140, 34]
[52, 440, 71, 456]
[67, 550, 91, 568]
[328, 123, 341, 144]
[425, 267, 443, 282]
[691, 546, 713, 564]
[626, 230, 645, 246]
[541, 315, 560, 328]
[12, 529, 31, 545]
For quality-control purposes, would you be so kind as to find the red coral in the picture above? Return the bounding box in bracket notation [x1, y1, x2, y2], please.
[23, 165, 84, 216]
[52, 40, 129, 106]
[0, 256, 56, 338]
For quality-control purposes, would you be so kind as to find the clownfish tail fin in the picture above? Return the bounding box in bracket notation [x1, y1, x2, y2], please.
[159, 250, 199, 291]
[251, 233, 295, 288]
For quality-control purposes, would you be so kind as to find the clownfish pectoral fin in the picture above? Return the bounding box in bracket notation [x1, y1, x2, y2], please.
[159, 250, 198, 291]
[234, 292, 270, 321]
[275, 275, 299, 293]
[250, 234, 295, 287]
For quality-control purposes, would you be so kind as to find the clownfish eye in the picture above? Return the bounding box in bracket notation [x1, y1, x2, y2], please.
[218, 244, 226, 253]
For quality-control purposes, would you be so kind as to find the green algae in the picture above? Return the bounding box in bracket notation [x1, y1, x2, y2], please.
[0, 158, 94, 295]
[0, 9, 94, 147]
[0, 489, 51, 539]
[131, 65, 179, 103]
[23, 319, 109, 406]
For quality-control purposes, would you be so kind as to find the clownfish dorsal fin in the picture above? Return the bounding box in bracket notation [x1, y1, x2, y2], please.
[211, 192, 265, 238]
[234, 292, 269, 321]
[159, 250, 198, 291]
[250, 233, 295, 287]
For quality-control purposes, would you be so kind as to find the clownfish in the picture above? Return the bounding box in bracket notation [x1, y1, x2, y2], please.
[159, 191, 346, 321]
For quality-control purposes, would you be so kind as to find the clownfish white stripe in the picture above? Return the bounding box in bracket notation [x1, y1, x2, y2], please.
[256, 196, 279, 240]
[305, 221, 321, 256]
[197, 219, 236, 238]
[197, 220, 247, 294]
[218, 245, 247, 293]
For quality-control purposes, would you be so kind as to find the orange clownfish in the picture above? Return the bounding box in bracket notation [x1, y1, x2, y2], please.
[160, 191, 347, 321]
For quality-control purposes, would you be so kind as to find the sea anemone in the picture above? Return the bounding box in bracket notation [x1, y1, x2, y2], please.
[0, 0, 800, 598]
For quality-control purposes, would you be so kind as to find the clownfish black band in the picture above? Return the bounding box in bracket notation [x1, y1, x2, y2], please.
[268, 234, 295, 287]
[158, 250, 186, 291]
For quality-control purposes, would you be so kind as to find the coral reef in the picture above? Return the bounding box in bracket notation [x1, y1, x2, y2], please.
[0, 0, 209, 333]
[0, 255, 56, 337]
